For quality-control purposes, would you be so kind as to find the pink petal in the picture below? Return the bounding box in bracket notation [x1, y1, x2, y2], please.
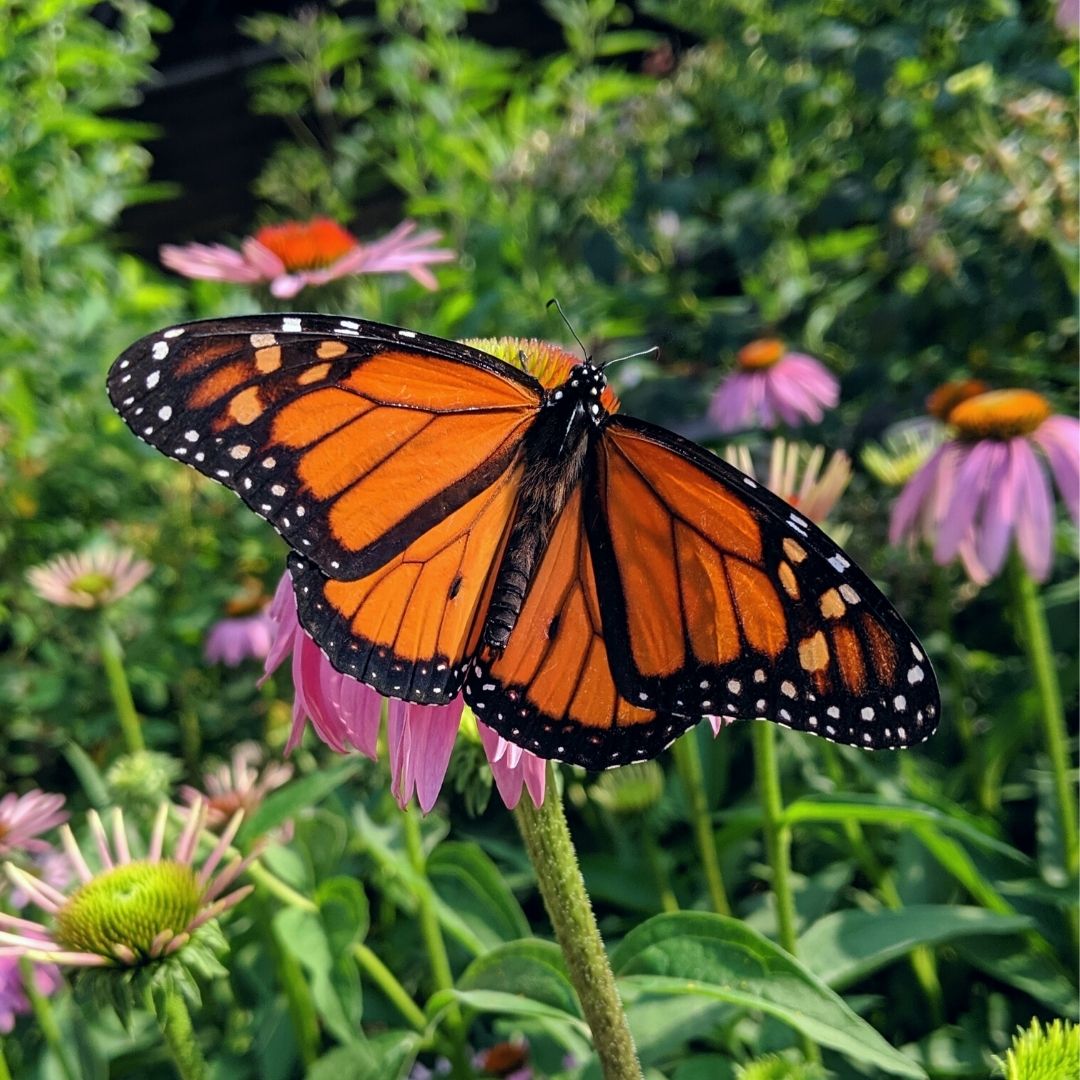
[159, 242, 267, 284]
[240, 238, 287, 278]
[1015, 442, 1055, 581]
[269, 273, 307, 299]
[1033, 415, 1080, 522]
[974, 438, 1025, 578]
[889, 444, 948, 545]
[388, 699, 463, 813]
[935, 442, 1004, 563]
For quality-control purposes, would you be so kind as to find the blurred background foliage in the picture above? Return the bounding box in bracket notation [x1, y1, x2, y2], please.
[0, 0, 1076, 1077]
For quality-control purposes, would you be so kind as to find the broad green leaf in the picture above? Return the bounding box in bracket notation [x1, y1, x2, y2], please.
[797, 906, 1032, 989]
[953, 936, 1079, 1017]
[237, 758, 361, 844]
[428, 842, 529, 947]
[456, 939, 581, 1019]
[433, 989, 590, 1035]
[306, 1032, 420, 1080]
[611, 913, 925, 1078]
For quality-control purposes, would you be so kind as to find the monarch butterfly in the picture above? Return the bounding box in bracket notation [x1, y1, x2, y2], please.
[107, 314, 939, 769]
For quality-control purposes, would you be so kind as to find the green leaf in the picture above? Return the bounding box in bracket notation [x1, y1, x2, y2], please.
[953, 936, 1079, 1017]
[306, 1032, 421, 1080]
[433, 989, 590, 1035]
[456, 939, 581, 1019]
[238, 758, 361, 845]
[797, 906, 1032, 989]
[611, 912, 925, 1078]
[428, 842, 529, 947]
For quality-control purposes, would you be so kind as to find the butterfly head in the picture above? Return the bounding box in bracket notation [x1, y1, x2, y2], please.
[547, 362, 609, 425]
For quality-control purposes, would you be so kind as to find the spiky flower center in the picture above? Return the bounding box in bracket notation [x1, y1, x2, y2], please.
[254, 218, 357, 271]
[925, 379, 989, 421]
[463, 337, 621, 412]
[54, 860, 202, 963]
[737, 338, 786, 370]
[949, 389, 1051, 440]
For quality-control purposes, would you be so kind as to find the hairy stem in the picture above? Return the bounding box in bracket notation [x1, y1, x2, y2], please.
[514, 764, 643, 1080]
[158, 987, 208, 1080]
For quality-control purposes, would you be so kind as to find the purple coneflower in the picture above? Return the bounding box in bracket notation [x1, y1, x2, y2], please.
[179, 742, 293, 829]
[204, 612, 275, 666]
[890, 388, 1079, 584]
[0, 791, 67, 858]
[0, 800, 257, 968]
[27, 545, 151, 609]
[263, 573, 547, 813]
[708, 338, 839, 434]
[0, 954, 61, 1033]
[160, 217, 455, 299]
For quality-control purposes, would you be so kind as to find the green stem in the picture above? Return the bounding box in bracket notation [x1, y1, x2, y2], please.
[353, 943, 429, 1033]
[752, 723, 820, 1065]
[514, 764, 644, 1080]
[672, 734, 731, 915]
[19, 959, 77, 1080]
[98, 618, 144, 752]
[642, 825, 679, 914]
[402, 807, 469, 1076]
[0, 1039, 11, 1080]
[1008, 557, 1078, 878]
[248, 861, 318, 912]
[158, 986, 208, 1080]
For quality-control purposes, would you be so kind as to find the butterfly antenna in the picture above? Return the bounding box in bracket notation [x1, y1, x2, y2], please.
[602, 345, 660, 371]
[546, 298, 589, 364]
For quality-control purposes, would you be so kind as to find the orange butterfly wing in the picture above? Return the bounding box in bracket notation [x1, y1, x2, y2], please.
[106, 315, 541, 581]
[464, 486, 697, 766]
[288, 460, 522, 702]
[587, 417, 939, 751]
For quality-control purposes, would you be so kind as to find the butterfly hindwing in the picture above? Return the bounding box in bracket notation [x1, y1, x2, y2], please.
[463, 486, 701, 767]
[589, 417, 939, 750]
[106, 315, 542, 581]
[289, 459, 523, 703]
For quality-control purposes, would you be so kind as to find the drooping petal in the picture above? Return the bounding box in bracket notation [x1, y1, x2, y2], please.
[388, 699, 463, 813]
[159, 242, 269, 284]
[974, 438, 1025, 578]
[889, 444, 948, 545]
[1033, 415, 1080, 523]
[935, 441, 1004, 564]
[1015, 440, 1055, 582]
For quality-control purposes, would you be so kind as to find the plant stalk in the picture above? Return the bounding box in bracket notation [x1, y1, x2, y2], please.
[672, 733, 731, 915]
[158, 986, 208, 1080]
[1008, 556, 1078, 879]
[20, 959, 77, 1080]
[752, 722, 821, 1065]
[98, 618, 144, 752]
[514, 763, 644, 1080]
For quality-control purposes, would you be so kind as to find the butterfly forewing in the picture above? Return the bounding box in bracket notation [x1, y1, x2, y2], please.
[588, 417, 939, 750]
[106, 315, 542, 581]
[288, 459, 524, 703]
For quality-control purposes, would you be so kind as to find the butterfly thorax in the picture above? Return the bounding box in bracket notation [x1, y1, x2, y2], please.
[482, 363, 609, 651]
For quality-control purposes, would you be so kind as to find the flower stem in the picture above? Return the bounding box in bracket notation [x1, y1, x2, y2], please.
[752, 722, 820, 1065]
[672, 733, 731, 915]
[0, 1039, 10, 1080]
[1007, 557, 1078, 879]
[402, 807, 469, 1076]
[514, 763, 643, 1080]
[98, 618, 144, 752]
[353, 942, 429, 1032]
[248, 860, 318, 912]
[19, 959, 77, 1080]
[158, 986, 208, 1080]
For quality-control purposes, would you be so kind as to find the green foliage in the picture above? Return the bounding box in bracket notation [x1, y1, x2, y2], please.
[0, 0, 1076, 1078]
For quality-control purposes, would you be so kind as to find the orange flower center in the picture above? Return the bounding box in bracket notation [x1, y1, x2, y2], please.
[738, 338, 786, 369]
[949, 389, 1052, 440]
[925, 379, 989, 421]
[253, 218, 358, 271]
[463, 337, 621, 413]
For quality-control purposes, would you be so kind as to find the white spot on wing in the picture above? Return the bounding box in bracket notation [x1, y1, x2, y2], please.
[152, 341, 169, 360]
[282, 317, 302, 333]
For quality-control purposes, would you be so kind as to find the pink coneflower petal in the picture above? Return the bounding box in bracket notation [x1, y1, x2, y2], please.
[1016, 444, 1055, 581]
[110, 808, 131, 865]
[59, 825, 93, 884]
[0, 791, 68, 857]
[974, 439, 1024, 577]
[1033, 415, 1080, 522]
[388, 699, 463, 813]
[240, 238, 287, 278]
[197, 811, 244, 887]
[4, 867, 64, 914]
[175, 800, 206, 866]
[86, 810, 114, 870]
[934, 442, 1001, 563]
[477, 723, 547, 809]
